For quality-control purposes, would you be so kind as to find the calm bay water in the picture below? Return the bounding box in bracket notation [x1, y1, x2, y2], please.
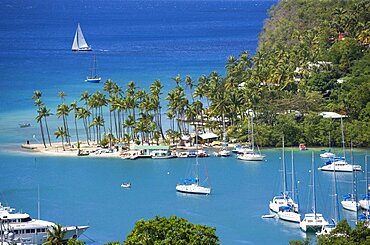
[1, 0, 368, 244]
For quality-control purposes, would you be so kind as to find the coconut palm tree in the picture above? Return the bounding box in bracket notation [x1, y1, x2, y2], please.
[77, 107, 91, 145]
[35, 108, 47, 148]
[44, 224, 66, 245]
[54, 126, 67, 151]
[56, 103, 71, 145]
[39, 105, 53, 146]
[70, 100, 80, 145]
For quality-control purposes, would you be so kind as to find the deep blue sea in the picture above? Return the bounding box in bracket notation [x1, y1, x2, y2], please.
[1, 0, 368, 244]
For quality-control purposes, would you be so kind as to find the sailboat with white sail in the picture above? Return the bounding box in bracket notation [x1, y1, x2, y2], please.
[176, 123, 211, 195]
[237, 116, 265, 161]
[85, 54, 101, 83]
[300, 152, 328, 232]
[270, 137, 298, 214]
[72, 23, 92, 52]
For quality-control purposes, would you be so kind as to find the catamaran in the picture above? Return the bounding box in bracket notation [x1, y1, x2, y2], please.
[72, 23, 92, 51]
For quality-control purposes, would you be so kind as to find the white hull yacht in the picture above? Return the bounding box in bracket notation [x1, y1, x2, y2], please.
[0, 203, 88, 244]
[318, 159, 361, 172]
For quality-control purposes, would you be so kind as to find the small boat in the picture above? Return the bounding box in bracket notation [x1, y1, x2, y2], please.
[77, 149, 89, 156]
[261, 214, 276, 218]
[214, 148, 231, 157]
[85, 55, 101, 83]
[19, 123, 31, 128]
[72, 23, 92, 51]
[320, 151, 336, 159]
[177, 151, 189, 158]
[151, 150, 176, 159]
[121, 183, 131, 188]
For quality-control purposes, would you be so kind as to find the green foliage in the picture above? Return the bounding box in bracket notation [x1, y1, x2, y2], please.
[67, 239, 86, 245]
[317, 219, 370, 245]
[124, 216, 219, 245]
[100, 136, 109, 148]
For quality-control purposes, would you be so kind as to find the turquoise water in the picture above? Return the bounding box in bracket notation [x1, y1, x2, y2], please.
[1, 0, 369, 244]
[0, 149, 368, 244]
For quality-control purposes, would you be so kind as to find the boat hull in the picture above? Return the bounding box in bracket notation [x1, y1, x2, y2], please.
[278, 211, 301, 223]
[341, 200, 358, 212]
[237, 153, 265, 161]
[176, 184, 211, 195]
[299, 213, 328, 233]
[85, 77, 101, 83]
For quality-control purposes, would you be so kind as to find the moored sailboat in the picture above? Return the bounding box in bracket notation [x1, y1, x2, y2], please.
[300, 152, 328, 232]
[277, 149, 301, 223]
[270, 137, 298, 213]
[176, 124, 211, 195]
[85, 54, 101, 83]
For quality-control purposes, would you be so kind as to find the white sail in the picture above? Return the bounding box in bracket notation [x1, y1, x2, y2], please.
[72, 23, 91, 51]
[72, 30, 79, 50]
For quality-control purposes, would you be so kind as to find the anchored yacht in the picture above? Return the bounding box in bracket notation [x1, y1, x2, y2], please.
[0, 202, 88, 244]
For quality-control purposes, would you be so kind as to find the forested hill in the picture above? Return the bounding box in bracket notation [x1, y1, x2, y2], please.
[220, 0, 369, 147]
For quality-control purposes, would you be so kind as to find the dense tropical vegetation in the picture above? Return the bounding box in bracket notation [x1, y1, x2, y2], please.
[48, 216, 219, 245]
[33, 0, 370, 149]
[290, 219, 370, 245]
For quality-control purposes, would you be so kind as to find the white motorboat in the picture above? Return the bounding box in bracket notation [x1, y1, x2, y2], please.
[0, 202, 88, 244]
[277, 206, 301, 223]
[121, 183, 131, 188]
[151, 150, 176, 159]
[300, 153, 328, 233]
[318, 159, 361, 172]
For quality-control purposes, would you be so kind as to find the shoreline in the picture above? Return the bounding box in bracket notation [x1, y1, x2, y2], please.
[9, 141, 368, 159]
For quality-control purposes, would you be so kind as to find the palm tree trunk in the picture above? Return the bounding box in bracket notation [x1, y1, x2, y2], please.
[74, 116, 80, 144]
[44, 117, 52, 147]
[39, 120, 46, 148]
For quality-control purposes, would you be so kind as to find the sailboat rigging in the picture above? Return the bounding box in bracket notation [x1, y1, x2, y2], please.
[237, 116, 265, 161]
[72, 23, 92, 51]
[85, 54, 101, 83]
[176, 118, 211, 195]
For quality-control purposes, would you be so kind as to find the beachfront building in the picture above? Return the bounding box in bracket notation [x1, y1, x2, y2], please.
[133, 145, 171, 157]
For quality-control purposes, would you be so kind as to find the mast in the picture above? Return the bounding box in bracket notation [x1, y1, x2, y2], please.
[251, 116, 254, 151]
[340, 116, 346, 160]
[312, 152, 317, 218]
[282, 136, 287, 198]
[333, 148, 340, 223]
[291, 148, 297, 205]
